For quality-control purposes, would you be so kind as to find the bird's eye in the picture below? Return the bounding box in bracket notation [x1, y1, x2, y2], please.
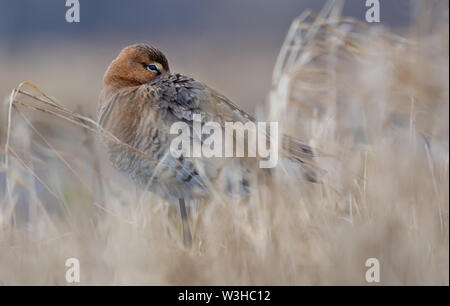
[147, 64, 159, 73]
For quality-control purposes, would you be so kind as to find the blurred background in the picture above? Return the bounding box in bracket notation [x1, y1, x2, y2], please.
[0, 0, 421, 115]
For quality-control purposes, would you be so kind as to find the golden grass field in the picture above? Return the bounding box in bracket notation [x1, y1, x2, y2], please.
[0, 3, 448, 285]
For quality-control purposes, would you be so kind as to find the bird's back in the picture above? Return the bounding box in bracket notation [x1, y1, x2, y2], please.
[99, 72, 317, 203]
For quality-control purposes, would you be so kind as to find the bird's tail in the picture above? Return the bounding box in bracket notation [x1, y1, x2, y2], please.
[281, 134, 324, 182]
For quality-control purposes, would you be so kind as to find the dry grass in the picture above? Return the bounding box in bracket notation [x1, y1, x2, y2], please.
[0, 2, 448, 285]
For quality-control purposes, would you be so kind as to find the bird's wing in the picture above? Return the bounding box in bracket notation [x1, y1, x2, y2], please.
[147, 73, 254, 124]
[144, 73, 320, 180]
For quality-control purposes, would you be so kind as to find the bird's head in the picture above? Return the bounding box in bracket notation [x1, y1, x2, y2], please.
[103, 44, 170, 92]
